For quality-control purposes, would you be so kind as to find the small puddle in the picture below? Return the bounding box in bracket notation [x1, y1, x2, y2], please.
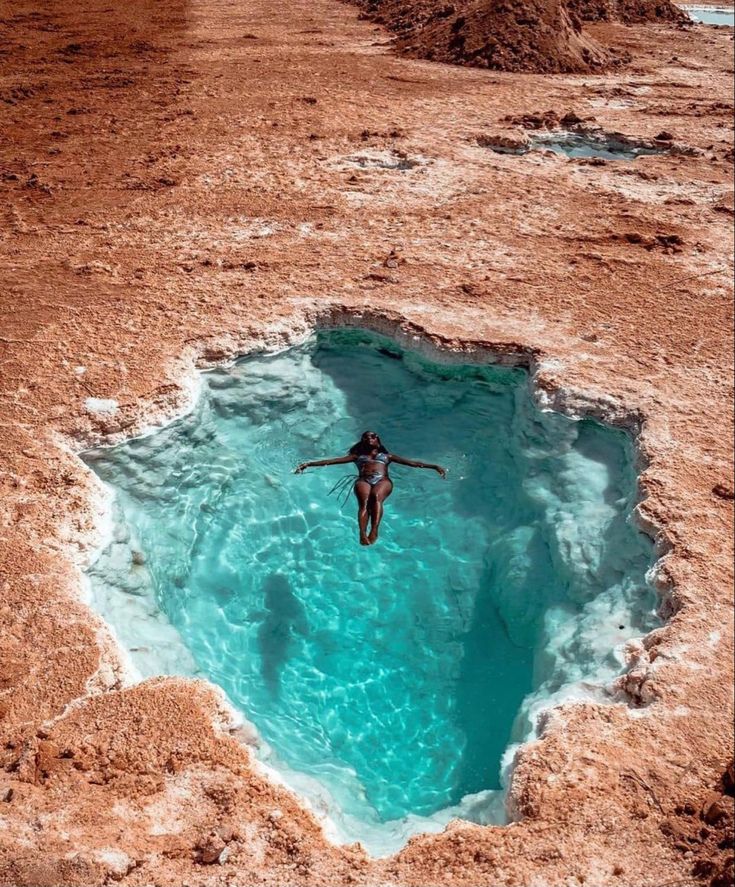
[532, 132, 665, 160]
[487, 131, 667, 161]
[343, 151, 422, 171]
[682, 6, 735, 25]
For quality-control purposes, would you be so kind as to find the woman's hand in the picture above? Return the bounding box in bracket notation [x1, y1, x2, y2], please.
[294, 463, 308, 474]
[436, 466, 447, 479]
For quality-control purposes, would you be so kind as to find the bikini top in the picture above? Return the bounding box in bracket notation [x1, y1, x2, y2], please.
[355, 452, 390, 466]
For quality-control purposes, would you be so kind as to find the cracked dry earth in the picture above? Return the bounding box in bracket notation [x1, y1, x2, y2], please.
[0, 0, 733, 885]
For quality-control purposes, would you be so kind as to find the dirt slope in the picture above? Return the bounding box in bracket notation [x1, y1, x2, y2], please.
[568, 0, 688, 23]
[353, 0, 620, 71]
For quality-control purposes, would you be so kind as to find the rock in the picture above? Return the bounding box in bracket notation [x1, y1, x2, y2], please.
[476, 132, 531, 153]
[196, 832, 227, 864]
[712, 483, 734, 500]
[215, 824, 236, 843]
[655, 130, 674, 141]
[560, 111, 585, 126]
[504, 110, 560, 129]
[701, 793, 729, 825]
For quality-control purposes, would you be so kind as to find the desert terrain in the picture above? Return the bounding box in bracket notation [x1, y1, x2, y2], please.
[0, 0, 733, 884]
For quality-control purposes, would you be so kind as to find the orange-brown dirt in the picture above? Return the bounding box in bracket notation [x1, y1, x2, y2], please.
[0, 0, 733, 885]
[568, 0, 687, 24]
[351, 0, 691, 72]
[352, 0, 621, 71]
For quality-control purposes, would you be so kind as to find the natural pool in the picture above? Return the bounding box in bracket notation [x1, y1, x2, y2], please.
[532, 131, 664, 160]
[683, 6, 735, 25]
[84, 330, 657, 855]
[489, 131, 666, 160]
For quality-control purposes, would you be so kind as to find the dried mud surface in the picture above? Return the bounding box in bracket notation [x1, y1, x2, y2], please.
[0, 0, 734, 885]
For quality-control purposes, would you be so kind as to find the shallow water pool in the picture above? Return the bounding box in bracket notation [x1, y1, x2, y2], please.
[85, 330, 657, 854]
[489, 131, 665, 160]
[532, 131, 664, 160]
[683, 6, 735, 24]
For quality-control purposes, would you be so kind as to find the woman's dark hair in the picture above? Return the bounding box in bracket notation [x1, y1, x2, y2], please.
[349, 430, 389, 456]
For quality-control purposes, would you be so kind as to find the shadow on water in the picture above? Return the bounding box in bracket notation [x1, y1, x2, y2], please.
[308, 330, 651, 800]
[257, 573, 308, 697]
[312, 331, 542, 795]
[452, 560, 536, 796]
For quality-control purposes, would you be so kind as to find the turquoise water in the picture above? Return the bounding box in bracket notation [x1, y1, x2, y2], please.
[685, 6, 734, 24]
[84, 330, 656, 853]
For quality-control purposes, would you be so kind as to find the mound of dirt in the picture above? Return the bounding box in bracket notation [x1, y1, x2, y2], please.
[567, 0, 687, 24]
[352, 0, 623, 72]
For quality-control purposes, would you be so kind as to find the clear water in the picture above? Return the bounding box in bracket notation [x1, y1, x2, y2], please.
[684, 6, 735, 24]
[84, 330, 657, 854]
[490, 131, 665, 160]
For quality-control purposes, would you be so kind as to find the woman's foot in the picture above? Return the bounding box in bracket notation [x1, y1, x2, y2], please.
[360, 533, 371, 546]
[367, 527, 379, 545]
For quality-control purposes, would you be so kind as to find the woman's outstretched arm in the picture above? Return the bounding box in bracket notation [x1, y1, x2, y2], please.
[294, 455, 355, 473]
[390, 454, 447, 478]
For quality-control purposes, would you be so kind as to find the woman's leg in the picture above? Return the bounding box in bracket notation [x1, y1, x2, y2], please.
[368, 478, 393, 543]
[354, 480, 372, 545]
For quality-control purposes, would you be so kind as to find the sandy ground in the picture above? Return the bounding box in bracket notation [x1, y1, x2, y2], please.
[1, 0, 733, 885]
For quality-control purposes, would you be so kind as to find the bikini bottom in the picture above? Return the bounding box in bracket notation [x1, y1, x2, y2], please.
[328, 474, 389, 508]
[358, 474, 385, 487]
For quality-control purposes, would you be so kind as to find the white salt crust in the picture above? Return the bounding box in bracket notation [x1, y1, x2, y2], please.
[64, 308, 667, 857]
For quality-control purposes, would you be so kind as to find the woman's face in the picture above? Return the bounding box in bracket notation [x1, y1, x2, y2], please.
[362, 431, 379, 448]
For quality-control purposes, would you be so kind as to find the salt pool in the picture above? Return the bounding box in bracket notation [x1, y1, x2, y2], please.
[532, 131, 665, 160]
[683, 6, 735, 25]
[84, 330, 657, 855]
[489, 131, 666, 160]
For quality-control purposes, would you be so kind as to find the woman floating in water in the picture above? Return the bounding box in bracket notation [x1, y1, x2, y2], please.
[295, 430, 447, 546]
